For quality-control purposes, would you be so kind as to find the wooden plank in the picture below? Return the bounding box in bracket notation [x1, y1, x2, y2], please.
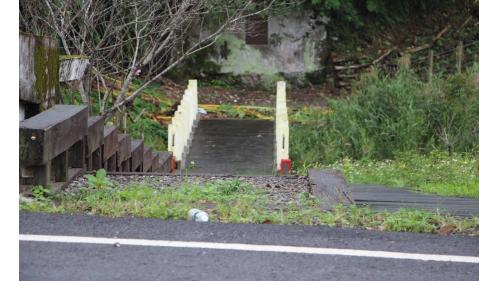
[89, 147, 102, 171]
[105, 153, 117, 172]
[85, 116, 105, 171]
[86, 116, 105, 154]
[102, 125, 118, 160]
[350, 184, 478, 217]
[59, 57, 90, 82]
[120, 158, 131, 172]
[68, 139, 85, 169]
[117, 134, 131, 163]
[20, 105, 88, 166]
[143, 146, 153, 172]
[308, 169, 354, 210]
[158, 151, 172, 173]
[130, 139, 144, 172]
[19, 33, 59, 108]
[51, 151, 68, 182]
[151, 152, 159, 172]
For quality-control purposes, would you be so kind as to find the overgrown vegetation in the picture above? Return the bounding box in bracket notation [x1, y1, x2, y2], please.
[127, 82, 170, 151]
[308, 0, 477, 27]
[299, 151, 478, 198]
[60, 81, 170, 151]
[291, 66, 478, 163]
[20, 179, 478, 235]
[290, 66, 478, 198]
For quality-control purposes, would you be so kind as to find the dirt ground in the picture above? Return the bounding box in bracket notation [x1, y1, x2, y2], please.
[162, 78, 336, 108]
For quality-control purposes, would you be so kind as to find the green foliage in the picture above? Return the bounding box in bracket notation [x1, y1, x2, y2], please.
[308, 0, 475, 27]
[60, 85, 82, 105]
[300, 151, 479, 198]
[129, 118, 169, 150]
[31, 185, 52, 202]
[127, 82, 169, 151]
[328, 151, 479, 198]
[290, 67, 479, 165]
[218, 104, 246, 119]
[20, 179, 478, 235]
[84, 169, 113, 190]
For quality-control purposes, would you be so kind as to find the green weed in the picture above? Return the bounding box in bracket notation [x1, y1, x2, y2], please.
[85, 169, 113, 190]
[218, 104, 246, 119]
[20, 179, 479, 235]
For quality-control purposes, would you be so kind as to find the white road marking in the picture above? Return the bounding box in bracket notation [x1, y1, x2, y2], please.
[19, 234, 479, 264]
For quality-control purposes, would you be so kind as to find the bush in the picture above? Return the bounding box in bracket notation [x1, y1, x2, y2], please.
[290, 67, 479, 165]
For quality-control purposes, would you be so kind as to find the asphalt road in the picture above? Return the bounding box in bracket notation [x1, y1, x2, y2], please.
[20, 212, 478, 281]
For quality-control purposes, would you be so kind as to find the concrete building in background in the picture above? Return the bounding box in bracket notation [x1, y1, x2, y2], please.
[210, 11, 329, 88]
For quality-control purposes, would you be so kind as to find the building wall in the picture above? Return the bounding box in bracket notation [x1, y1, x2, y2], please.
[212, 11, 328, 88]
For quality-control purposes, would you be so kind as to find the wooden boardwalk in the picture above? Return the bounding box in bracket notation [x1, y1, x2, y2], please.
[350, 184, 478, 217]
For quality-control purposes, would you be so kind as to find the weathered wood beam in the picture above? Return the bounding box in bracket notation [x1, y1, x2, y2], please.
[20, 105, 88, 166]
[130, 139, 144, 172]
[117, 134, 131, 172]
[143, 146, 153, 173]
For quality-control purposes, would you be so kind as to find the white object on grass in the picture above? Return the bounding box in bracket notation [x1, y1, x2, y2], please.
[188, 208, 209, 222]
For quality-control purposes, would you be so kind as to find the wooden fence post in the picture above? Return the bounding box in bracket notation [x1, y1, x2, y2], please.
[428, 49, 434, 83]
[398, 53, 412, 70]
[456, 40, 464, 73]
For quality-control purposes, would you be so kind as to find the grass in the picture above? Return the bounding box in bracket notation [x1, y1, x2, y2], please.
[290, 67, 479, 163]
[289, 66, 479, 199]
[297, 151, 479, 198]
[20, 178, 478, 236]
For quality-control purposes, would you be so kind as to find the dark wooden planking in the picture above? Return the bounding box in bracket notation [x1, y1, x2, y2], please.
[308, 169, 354, 210]
[68, 139, 85, 169]
[88, 148, 102, 171]
[151, 152, 159, 172]
[158, 151, 173, 173]
[185, 120, 274, 175]
[143, 146, 153, 172]
[130, 139, 144, 172]
[19, 34, 59, 108]
[102, 125, 118, 160]
[20, 105, 88, 166]
[350, 184, 479, 217]
[120, 158, 131, 172]
[86, 116, 105, 154]
[51, 151, 68, 182]
[105, 153, 117, 172]
[117, 134, 131, 164]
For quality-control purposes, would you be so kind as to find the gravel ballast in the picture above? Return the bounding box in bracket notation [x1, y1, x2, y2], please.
[68, 174, 311, 205]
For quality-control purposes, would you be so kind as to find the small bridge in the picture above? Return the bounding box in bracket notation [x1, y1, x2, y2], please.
[168, 80, 290, 176]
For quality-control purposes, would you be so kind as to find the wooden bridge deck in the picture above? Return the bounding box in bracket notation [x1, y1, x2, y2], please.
[185, 119, 275, 175]
[350, 184, 478, 217]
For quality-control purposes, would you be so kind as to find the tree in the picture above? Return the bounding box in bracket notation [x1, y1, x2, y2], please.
[20, 0, 277, 121]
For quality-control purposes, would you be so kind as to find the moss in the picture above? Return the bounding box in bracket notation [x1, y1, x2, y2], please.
[216, 34, 279, 76]
[303, 39, 316, 72]
[59, 54, 89, 61]
[33, 35, 59, 110]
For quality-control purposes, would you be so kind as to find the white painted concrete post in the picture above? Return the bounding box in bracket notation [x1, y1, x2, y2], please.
[168, 79, 200, 169]
[275, 81, 290, 171]
[188, 79, 198, 116]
